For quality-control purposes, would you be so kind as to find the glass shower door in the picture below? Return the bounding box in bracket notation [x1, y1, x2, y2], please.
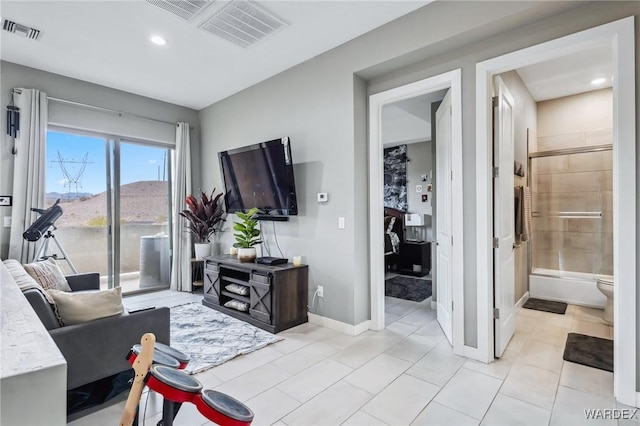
[530, 149, 613, 277]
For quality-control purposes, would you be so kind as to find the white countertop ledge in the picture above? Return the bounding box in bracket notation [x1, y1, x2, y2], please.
[1, 262, 67, 380]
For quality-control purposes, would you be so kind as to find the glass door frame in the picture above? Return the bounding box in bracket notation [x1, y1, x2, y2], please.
[47, 124, 174, 292]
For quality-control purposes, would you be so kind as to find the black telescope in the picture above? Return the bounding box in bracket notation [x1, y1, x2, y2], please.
[23, 199, 63, 242]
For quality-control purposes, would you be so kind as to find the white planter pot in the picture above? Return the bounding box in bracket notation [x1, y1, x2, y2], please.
[194, 243, 210, 260]
[237, 247, 256, 263]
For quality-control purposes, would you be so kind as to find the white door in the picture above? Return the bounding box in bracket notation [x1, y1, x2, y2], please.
[435, 89, 453, 344]
[493, 76, 516, 357]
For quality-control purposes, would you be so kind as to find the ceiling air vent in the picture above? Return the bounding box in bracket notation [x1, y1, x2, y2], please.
[145, 0, 212, 21]
[2, 19, 41, 40]
[199, 0, 288, 48]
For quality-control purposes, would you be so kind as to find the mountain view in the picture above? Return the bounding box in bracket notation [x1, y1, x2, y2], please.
[45, 181, 170, 227]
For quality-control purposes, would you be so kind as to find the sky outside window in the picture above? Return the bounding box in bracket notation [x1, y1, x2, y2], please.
[46, 130, 168, 196]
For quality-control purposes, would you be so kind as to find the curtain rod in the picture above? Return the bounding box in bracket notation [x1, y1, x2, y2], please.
[11, 88, 189, 128]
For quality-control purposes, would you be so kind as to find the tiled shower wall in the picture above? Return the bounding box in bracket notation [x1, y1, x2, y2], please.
[532, 89, 613, 276]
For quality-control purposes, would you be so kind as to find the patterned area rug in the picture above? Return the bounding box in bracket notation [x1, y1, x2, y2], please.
[170, 303, 282, 374]
[385, 276, 432, 302]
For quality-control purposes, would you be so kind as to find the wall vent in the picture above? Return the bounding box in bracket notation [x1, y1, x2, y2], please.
[199, 0, 287, 48]
[145, 0, 212, 21]
[2, 19, 41, 40]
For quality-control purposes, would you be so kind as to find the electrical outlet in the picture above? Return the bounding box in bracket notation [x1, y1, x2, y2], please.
[317, 285, 324, 298]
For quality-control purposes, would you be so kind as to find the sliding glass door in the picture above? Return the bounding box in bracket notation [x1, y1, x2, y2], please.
[44, 128, 173, 293]
[118, 141, 172, 292]
[44, 130, 110, 277]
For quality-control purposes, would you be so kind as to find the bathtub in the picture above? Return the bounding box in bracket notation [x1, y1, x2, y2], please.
[529, 268, 607, 308]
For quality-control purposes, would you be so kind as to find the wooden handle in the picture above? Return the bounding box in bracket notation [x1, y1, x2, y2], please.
[119, 333, 156, 426]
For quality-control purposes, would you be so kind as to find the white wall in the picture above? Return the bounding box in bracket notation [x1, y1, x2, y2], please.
[199, 1, 639, 377]
[0, 61, 200, 259]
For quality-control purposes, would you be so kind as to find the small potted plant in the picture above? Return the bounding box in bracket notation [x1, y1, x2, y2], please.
[233, 207, 262, 262]
[179, 189, 225, 259]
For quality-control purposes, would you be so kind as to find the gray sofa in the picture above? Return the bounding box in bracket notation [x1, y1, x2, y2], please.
[14, 265, 171, 390]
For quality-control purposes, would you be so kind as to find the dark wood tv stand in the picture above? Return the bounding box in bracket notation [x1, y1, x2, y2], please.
[202, 255, 308, 333]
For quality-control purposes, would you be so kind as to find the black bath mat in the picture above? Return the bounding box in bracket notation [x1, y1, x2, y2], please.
[563, 333, 613, 372]
[523, 298, 567, 314]
[385, 276, 432, 302]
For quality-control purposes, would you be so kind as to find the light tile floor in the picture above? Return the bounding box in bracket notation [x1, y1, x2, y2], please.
[70, 294, 634, 426]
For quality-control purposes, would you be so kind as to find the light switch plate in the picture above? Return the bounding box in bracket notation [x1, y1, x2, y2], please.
[3, 217, 11, 228]
[0, 196, 12, 206]
[338, 217, 345, 229]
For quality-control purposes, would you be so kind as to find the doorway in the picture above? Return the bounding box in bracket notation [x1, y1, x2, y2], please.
[475, 17, 636, 405]
[45, 127, 174, 293]
[369, 69, 464, 355]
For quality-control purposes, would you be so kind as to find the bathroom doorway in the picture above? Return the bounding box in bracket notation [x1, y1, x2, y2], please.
[476, 17, 636, 405]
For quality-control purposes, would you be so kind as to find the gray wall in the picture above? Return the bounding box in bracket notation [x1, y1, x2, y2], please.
[498, 70, 537, 303]
[0, 61, 201, 259]
[200, 1, 578, 327]
[366, 1, 639, 351]
[199, 1, 639, 382]
[406, 141, 433, 241]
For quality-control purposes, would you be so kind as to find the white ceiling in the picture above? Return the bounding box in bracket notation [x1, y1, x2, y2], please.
[516, 42, 613, 101]
[0, 0, 429, 110]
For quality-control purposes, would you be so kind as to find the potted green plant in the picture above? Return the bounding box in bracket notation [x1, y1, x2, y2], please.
[179, 189, 225, 259]
[233, 207, 262, 262]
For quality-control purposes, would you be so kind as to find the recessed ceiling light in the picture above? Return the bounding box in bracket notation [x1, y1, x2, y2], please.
[591, 78, 606, 85]
[150, 35, 167, 46]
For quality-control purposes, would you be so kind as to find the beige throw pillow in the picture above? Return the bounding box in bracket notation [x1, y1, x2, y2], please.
[23, 258, 72, 292]
[3, 259, 57, 305]
[47, 287, 124, 325]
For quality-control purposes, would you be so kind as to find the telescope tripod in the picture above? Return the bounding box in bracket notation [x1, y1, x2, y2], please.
[34, 229, 78, 274]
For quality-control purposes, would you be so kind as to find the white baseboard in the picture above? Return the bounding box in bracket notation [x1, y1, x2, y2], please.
[308, 313, 370, 336]
[515, 291, 530, 309]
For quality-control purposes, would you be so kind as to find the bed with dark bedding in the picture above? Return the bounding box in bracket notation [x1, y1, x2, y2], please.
[384, 207, 404, 270]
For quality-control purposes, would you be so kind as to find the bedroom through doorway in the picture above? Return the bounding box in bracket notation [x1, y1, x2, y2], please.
[381, 92, 445, 324]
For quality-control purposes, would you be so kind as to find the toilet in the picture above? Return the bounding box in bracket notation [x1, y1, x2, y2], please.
[596, 275, 614, 324]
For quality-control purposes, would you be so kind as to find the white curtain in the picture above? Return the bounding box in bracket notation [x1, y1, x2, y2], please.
[8, 89, 48, 262]
[171, 122, 192, 292]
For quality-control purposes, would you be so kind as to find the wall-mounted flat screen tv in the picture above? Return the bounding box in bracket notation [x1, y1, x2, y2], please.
[219, 137, 298, 217]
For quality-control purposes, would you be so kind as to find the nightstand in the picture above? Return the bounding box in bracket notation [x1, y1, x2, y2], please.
[398, 241, 431, 277]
